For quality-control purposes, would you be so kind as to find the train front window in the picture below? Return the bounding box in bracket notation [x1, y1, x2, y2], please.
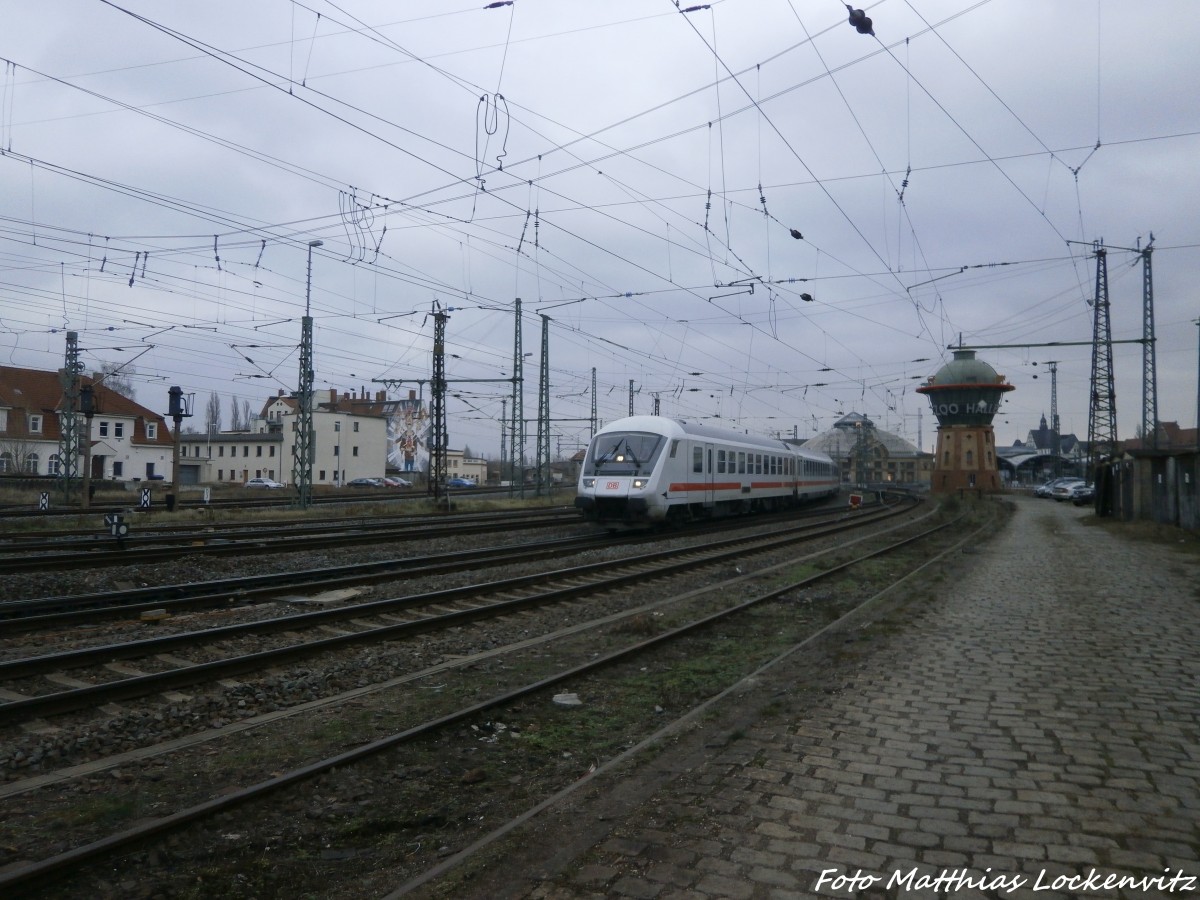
[585, 432, 665, 476]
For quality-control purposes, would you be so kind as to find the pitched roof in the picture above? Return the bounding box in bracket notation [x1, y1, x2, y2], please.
[0, 365, 174, 447]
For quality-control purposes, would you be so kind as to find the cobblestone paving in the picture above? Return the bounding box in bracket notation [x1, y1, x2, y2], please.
[527, 497, 1200, 900]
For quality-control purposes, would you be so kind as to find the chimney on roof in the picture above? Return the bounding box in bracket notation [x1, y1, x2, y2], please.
[278, 389, 284, 397]
[376, 390, 386, 402]
[409, 389, 416, 401]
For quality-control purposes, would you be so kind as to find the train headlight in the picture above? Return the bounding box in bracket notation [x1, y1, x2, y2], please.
[582, 478, 595, 488]
[632, 477, 648, 489]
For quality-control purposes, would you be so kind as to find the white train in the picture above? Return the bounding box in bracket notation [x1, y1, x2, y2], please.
[574, 415, 840, 528]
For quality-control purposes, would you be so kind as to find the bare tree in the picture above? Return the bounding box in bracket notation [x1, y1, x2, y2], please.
[241, 399, 252, 429]
[229, 395, 243, 431]
[98, 362, 137, 400]
[205, 393, 221, 436]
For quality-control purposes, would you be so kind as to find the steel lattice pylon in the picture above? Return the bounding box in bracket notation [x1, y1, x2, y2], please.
[509, 298, 523, 497]
[292, 241, 321, 508]
[57, 330, 84, 503]
[1140, 238, 1159, 449]
[430, 310, 448, 500]
[1087, 247, 1117, 474]
[536, 314, 550, 496]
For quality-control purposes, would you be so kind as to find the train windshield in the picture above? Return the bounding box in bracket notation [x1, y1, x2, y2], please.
[584, 431, 664, 476]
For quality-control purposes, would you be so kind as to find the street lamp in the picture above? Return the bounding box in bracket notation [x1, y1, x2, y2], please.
[293, 240, 322, 508]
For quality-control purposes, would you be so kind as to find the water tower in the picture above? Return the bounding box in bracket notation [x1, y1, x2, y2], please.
[916, 349, 1014, 494]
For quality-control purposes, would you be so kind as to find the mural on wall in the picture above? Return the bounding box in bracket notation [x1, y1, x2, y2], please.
[384, 396, 429, 472]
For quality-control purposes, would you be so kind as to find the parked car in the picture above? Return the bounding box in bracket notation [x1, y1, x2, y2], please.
[446, 477, 476, 488]
[382, 476, 413, 488]
[243, 477, 284, 489]
[347, 477, 384, 487]
[1069, 482, 1095, 505]
[1035, 477, 1080, 498]
[1051, 479, 1087, 501]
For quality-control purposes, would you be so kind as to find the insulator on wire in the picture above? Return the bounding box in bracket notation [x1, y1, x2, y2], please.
[789, 228, 804, 240]
[845, 4, 874, 35]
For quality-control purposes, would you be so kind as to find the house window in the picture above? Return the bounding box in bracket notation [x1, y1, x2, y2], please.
[0, 409, 7, 431]
[29, 414, 43, 433]
[243, 446, 249, 457]
[353, 422, 359, 432]
[218, 470, 224, 481]
[269, 446, 275, 457]
[333, 446, 340, 457]
[113, 461, 124, 477]
[23, 453, 38, 474]
[147, 423, 157, 440]
[219, 446, 225, 457]
[0, 452, 11, 473]
[319, 470, 326, 480]
[114, 422, 124, 438]
[352, 446, 358, 457]
[48, 454, 60, 475]
[256, 446, 263, 457]
[99, 421, 109, 437]
[334, 422, 341, 432]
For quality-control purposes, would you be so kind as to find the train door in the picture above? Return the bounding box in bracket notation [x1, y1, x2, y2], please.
[704, 443, 715, 507]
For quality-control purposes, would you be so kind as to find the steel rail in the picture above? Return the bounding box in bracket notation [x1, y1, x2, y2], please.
[0, 501, 917, 725]
[0, 506, 579, 549]
[0, 509, 583, 574]
[0, 505, 978, 896]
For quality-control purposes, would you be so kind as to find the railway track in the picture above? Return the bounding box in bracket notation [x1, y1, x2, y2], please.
[0, 506, 577, 548]
[0, 500, 913, 724]
[0, 495, 999, 897]
[0, 507, 584, 573]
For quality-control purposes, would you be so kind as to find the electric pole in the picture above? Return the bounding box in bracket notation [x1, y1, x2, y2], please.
[536, 314, 550, 496]
[57, 331, 84, 505]
[292, 240, 322, 509]
[590, 367, 597, 439]
[510, 298, 524, 497]
[1047, 361, 1060, 475]
[430, 308, 449, 499]
[1087, 244, 1117, 476]
[1139, 235, 1159, 448]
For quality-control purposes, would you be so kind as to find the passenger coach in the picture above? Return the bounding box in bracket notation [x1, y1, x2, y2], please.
[575, 415, 839, 529]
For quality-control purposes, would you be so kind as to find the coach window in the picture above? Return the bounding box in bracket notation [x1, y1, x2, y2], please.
[669, 440, 679, 458]
[692, 446, 703, 473]
[737, 452, 746, 474]
[717, 449, 726, 474]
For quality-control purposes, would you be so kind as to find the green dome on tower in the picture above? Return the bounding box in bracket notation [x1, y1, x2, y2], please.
[916, 350, 1014, 427]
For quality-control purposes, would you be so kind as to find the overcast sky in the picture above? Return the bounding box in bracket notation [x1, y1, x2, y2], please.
[2, 0, 1197, 459]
